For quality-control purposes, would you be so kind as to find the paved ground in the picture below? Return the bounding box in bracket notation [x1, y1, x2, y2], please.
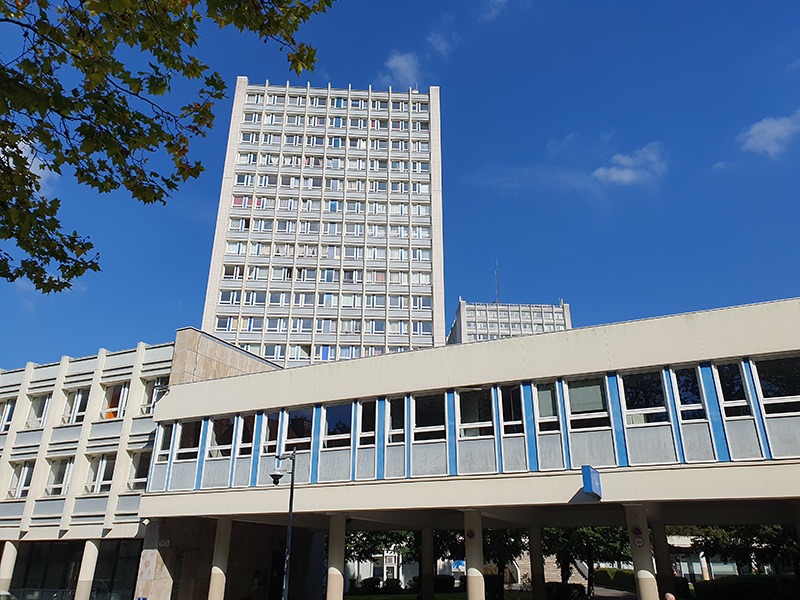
[593, 586, 636, 599]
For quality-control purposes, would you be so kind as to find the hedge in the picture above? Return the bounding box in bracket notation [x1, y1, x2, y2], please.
[693, 574, 797, 600]
[594, 568, 636, 592]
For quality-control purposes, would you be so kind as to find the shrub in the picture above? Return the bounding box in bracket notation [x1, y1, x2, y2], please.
[694, 574, 798, 600]
[382, 578, 403, 593]
[433, 574, 455, 593]
[545, 582, 587, 600]
[593, 568, 636, 592]
[357, 576, 382, 595]
[405, 575, 419, 593]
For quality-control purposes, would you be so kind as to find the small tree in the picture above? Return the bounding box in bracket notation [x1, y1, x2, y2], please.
[689, 524, 799, 575]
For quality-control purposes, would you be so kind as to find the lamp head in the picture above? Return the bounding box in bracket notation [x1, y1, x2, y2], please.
[270, 470, 284, 485]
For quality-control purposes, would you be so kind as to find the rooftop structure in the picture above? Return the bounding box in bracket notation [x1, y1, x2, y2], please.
[446, 297, 572, 344]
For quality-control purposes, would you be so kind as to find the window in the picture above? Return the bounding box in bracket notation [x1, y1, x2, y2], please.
[716, 363, 751, 417]
[390, 203, 408, 216]
[458, 388, 493, 438]
[674, 368, 706, 421]
[413, 295, 432, 310]
[285, 409, 313, 452]
[84, 454, 116, 494]
[242, 112, 261, 124]
[238, 415, 255, 457]
[25, 394, 50, 429]
[389, 271, 408, 285]
[316, 318, 337, 334]
[338, 345, 361, 360]
[412, 272, 432, 286]
[155, 423, 174, 463]
[261, 412, 281, 455]
[344, 246, 364, 259]
[208, 418, 235, 458]
[291, 318, 313, 333]
[622, 371, 669, 425]
[245, 291, 267, 306]
[413, 393, 446, 441]
[412, 321, 432, 336]
[359, 401, 376, 446]
[366, 294, 386, 308]
[390, 247, 408, 262]
[216, 316, 237, 332]
[389, 295, 408, 309]
[219, 290, 241, 305]
[367, 247, 386, 260]
[128, 451, 152, 491]
[389, 320, 408, 335]
[0, 401, 14, 433]
[318, 293, 339, 308]
[235, 173, 254, 187]
[366, 319, 385, 334]
[101, 383, 129, 420]
[249, 242, 270, 256]
[567, 379, 610, 429]
[324, 404, 352, 449]
[8, 461, 33, 499]
[142, 377, 168, 415]
[369, 202, 387, 215]
[225, 241, 246, 255]
[388, 398, 405, 444]
[294, 292, 316, 307]
[241, 132, 259, 144]
[267, 318, 288, 333]
[500, 385, 524, 434]
[754, 356, 800, 415]
[176, 421, 203, 460]
[45, 457, 73, 496]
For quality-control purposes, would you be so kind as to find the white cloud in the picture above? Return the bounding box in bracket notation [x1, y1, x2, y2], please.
[738, 109, 800, 159]
[377, 51, 422, 89]
[480, 0, 509, 21]
[426, 14, 460, 58]
[785, 59, 800, 72]
[427, 32, 454, 57]
[592, 142, 667, 186]
[467, 164, 601, 197]
[712, 161, 729, 171]
[547, 132, 578, 156]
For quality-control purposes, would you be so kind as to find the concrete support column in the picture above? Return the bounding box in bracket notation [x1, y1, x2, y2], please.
[624, 505, 658, 600]
[75, 539, 100, 600]
[420, 527, 435, 600]
[207, 518, 232, 600]
[650, 519, 676, 598]
[464, 510, 485, 600]
[0, 541, 19, 592]
[326, 514, 346, 600]
[699, 552, 711, 581]
[527, 526, 546, 600]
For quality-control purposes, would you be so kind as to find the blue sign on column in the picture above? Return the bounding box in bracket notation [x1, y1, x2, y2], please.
[582, 465, 602, 499]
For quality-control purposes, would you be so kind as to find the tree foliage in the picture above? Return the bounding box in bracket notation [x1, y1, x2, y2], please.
[0, 0, 332, 291]
[688, 525, 799, 573]
[543, 527, 631, 597]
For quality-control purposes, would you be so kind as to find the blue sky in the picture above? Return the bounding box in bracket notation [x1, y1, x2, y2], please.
[3, 1, 800, 368]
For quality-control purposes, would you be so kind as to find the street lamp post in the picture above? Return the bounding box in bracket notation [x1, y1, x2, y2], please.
[271, 451, 296, 600]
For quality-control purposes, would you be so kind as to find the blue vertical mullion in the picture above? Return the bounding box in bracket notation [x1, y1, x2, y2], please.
[350, 401, 359, 481]
[446, 390, 458, 476]
[310, 405, 322, 483]
[606, 374, 629, 467]
[556, 380, 572, 470]
[492, 387, 504, 473]
[250, 412, 264, 486]
[405, 394, 412, 478]
[699, 363, 731, 462]
[194, 418, 210, 489]
[663, 369, 686, 463]
[522, 383, 539, 471]
[376, 398, 386, 480]
[743, 359, 772, 459]
[228, 415, 241, 487]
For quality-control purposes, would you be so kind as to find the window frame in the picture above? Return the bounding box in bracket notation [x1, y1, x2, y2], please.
[412, 393, 447, 442]
[44, 457, 74, 497]
[619, 370, 670, 427]
[84, 453, 116, 495]
[456, 388, 494, 439]
[564, 378, 611, 431]
[100, 382, 130, 420]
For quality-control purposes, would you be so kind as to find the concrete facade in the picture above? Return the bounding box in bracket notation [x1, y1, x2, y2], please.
[201, 77, 446, 368]
[447, 297, 572, 344]
[1, 299, 800, 599]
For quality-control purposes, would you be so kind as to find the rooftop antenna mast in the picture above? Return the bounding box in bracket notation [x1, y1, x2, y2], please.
[494, 259, 501, 305]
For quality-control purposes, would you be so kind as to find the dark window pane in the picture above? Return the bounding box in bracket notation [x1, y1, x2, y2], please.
[501, 385, 523, 423]
[211, 418, 234, 446]
[361, 401, 376, 433]
[389, 398, 405, 430]
[326, 404, 352, 436]
[241, 415, 255, 444]
[537, 383, 557, 418]
[287, 409, 313, 439]
[415, 394, 445, 428]
[756, 357, 800, 398]
[624, 372, 665, 410]
[675, 368, 702, 406]
[717, 363, 746, 401]
[179, 421, 202, 448]
[459, 389, 492, 424]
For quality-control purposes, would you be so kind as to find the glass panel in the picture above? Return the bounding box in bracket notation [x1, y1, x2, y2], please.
[361, 401, 376, 433]
[675, 368, 702, 405]
[415, 394, 445, 428]
[459, 389, 492, 424]
[286, 409, 313, 451]
[537, 384, 557, 418]
[756, 357, 800, 398]
[325, 404, 352, 437]
[717, 363, 746, 401]
[623, 371, 665, 410]
[568, 379, 607, 414]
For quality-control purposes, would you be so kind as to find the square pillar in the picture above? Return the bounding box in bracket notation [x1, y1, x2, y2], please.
[326, 514, 346, 600]
[624, 505, 659, 600]
[464, 510, 485, 600]
[75, 539, 100, 600]
[420, 527, 435, 600]
[134, 519, 174, 600]
[527, 526, 546, 600]
[650, 518, 676, 598]
[208, 518, 232, 600]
